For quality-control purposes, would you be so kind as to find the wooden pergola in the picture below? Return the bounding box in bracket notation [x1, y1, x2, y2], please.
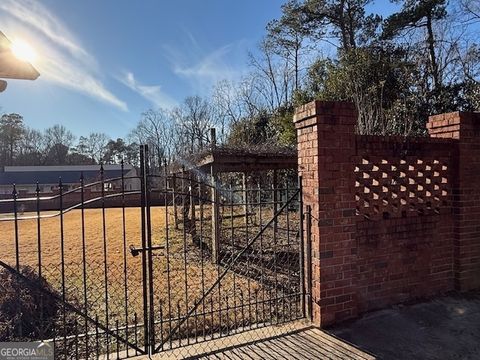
[171, 132, 298, 263]
[176, 146, 297, 175]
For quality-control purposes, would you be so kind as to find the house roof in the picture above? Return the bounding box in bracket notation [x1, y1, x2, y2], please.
[0, 165, 135, 186]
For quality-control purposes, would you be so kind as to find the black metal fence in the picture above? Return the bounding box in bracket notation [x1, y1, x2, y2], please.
[0, 145, 309, 359]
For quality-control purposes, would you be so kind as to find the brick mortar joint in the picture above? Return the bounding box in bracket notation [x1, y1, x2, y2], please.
[294, 114, 319, 129]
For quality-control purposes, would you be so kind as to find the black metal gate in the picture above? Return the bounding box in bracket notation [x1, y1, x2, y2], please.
[0, 145, 308, 359]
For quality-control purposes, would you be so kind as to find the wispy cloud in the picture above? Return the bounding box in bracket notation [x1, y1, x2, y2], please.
[0, 0, 127, 111]
[164, 31, 249, 95]
[119, 71, 177, 109]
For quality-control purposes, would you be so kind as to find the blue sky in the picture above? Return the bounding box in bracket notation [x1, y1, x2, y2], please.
[0, 0, 397, 139]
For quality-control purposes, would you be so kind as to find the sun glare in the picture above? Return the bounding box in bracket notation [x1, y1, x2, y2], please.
[11, 39, 38, 63]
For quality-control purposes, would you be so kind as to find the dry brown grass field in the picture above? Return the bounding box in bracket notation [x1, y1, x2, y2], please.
[0, 206, 270, 342]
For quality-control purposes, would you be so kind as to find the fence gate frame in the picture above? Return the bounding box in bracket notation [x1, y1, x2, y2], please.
[137, 144, 311, 356]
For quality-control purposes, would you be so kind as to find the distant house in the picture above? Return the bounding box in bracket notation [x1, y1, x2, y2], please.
[0, 164, 139, 195]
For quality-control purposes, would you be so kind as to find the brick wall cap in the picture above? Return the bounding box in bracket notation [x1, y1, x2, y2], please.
[294, 100, 357, 124]
[428, 111, 480, 126]
[294, 100, 356, 119]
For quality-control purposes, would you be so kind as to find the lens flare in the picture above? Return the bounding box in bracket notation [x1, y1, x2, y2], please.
[11, 39, 37, 63]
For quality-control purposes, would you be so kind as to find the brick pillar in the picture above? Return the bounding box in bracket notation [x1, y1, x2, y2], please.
[294, 101, 358, 326]
[428, 111, 480, 291]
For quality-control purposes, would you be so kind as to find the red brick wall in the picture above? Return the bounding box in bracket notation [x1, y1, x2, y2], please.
[294, 101, 358, 326]
[429, 112, 480, 291]
[295, 101, 480, 327]
[356, 214, 454, 312]
[354, 135, 456, 313]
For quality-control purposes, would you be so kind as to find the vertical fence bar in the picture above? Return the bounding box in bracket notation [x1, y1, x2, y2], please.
[273, 170, 278, 233]
[211, 166, 220, 264]
[285, 179, 291, 323]
[198, 175, 206, 340]
[230, 183, 237, 332]
[194, 301, 198, 343]
[181, 174, 190, 344]
[74, 318, 79, 360]
[257, 184, 265, 327]
[173, 174, 178, 230]
[12, 183, 22, 339]
[163, 159, 173, 350]
[177, 301, 182, 346]
[298, 176, 306, 319]
[95, 314, 100, 359]
[35, 182, 42, 278]
[59, 177, 67, 358]
[240, 289, 245, 329]
[225, 295, 230, 335]
[11, 184, 23, 341]
[216, 177, 223, 336]
[80, 173, 89, 358]
[120, 161, 129, 358]
[244, 182, 251, 329]
[52, 323, 56, 357]
[35, 182, 44, 342]
[100, 165, 110, 358]
[133, 313, 138, 356]
[272, 180, 279, 324]
[116, 320, 120, 359]
[144, 146, 155, 354]
[242, 173, 247, 227]
[210, 296, 214, 339]
[189, 173, 196, 239]
[159, 300, 164, 351]
[305, 205, 313, 321]
[139, 146, 149, 355]
[12, 184, 19, 271]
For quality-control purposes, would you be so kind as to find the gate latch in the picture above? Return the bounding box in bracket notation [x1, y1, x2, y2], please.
[130, 244, 165, 257]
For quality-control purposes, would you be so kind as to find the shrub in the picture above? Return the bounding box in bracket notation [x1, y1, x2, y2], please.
[0, 265, 59, 341]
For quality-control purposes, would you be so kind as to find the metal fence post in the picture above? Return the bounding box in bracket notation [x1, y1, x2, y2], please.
[139, 145, 149, 354]
[211, 165, 220, 264]
[305, 205, 313, 322]
[144, 146, 155, 354]
[298, 176, 306, 318]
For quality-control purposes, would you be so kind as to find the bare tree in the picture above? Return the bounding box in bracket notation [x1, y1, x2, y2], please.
[172, 96, 214, 156]
[43, 124, 75, 165]
[212, 80, 244, 141]
[77, 132, 109, 163]
[461, 0, 480, 23]
[16, 128, 45, 165]
[248, 39, 296, 112]
[129, 108, 175, 169]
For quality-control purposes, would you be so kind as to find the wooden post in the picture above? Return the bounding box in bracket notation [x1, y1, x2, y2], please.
[181, 167, 190, 231]
[172, 174, 178, 229]
[210, 128, 217, 148]
[273, 170, 278, 230]
[189, 173, 196, 238]
[211, 165, 220, 264]
[242, 172, 248, 226]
